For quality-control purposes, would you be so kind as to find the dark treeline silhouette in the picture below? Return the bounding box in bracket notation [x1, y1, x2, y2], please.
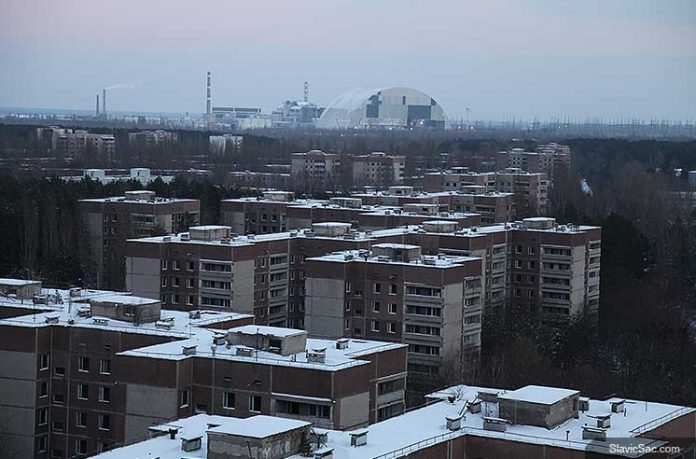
[0, 176, 248, 287]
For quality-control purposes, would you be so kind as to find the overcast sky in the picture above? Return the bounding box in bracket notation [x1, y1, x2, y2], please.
[0, 0, 694, 120]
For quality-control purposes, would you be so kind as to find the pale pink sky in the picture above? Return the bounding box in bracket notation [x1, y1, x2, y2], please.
[1, 0, 694, 119]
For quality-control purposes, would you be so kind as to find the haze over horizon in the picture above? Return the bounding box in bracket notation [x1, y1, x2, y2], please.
[1, 0, 694, 121]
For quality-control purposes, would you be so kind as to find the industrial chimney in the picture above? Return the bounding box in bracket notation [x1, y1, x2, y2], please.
[206, 71, 211, 115]
[102, 89, 106, 115]
[304, 81, 309, 103]
[96, 94, 100, 116]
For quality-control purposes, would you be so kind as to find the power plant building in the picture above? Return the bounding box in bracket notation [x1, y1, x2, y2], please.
[316, 87, 448, 129]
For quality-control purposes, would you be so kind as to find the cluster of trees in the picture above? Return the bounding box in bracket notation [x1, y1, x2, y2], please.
[476, 139, 696, 406]
[0, 175, 246, 287]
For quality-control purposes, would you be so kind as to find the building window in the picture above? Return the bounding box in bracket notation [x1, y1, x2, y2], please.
[39, 354, 49, 370]
[371, 320, 380, 332]
[76, 412, 87, 428]
[78, 357, 89, 372]
[76, 439, 87, 456]
[99, 359, 111, 375]
[372, 301, 381, 312]
[390, 284, 397, 294]
[187, 278, 194, 288]
[223, 392, 235, 410]
[180, 390, 189, 408]
[345, 282, 351, 293]
[249, 395, 262, 412]
[52, 420, 64, 431]
[98, 415, 110, 431]
[388, 322, 397, 334]
[51, 448, 63, 458]
[161, 277, 167, 287]
[188, 261, 195, 271]
[99, 386, 111, 403]
[173, 277, 180, 287]
[161, 260, 168, 271]
[37, 437, 47, 453]
[77, 384, 89, 400]
[40, 382, 48, 397]
[374, 283, 382, 293]
[187, 295, 194, 306]
[53, 393, 64, 404]
[388, 303, 397, 314]
[171, 294, 179, 304]
[172, 260, 179, 270]
[38, 408, 48, 425]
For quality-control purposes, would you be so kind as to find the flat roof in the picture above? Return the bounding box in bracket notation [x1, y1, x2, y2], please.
[89, 294, 159, 305]
[119, 329, 404, 371]
[497, 385, 580, 405]
[0, 278, 40, 286]
[230, 325, 307, 338]
[308, 249, 479, 268]
[91, 385, 694, 459]
[207, 415, 309, 438]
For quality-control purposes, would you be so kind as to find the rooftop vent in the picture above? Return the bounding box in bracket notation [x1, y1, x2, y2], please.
[92, 318, 109, 326]
[69, 288, 82, 298]
[582, 426, 607, 441]
[596, 414, 611, 428]
[180, 233, 190, 241]
[236, 346, 256, 357]
[182, 345, 197, 356]
[314, 447, 334, 459]
[45, 315, 59, 324]
[213, 334, 227, 346]
[155, 320, 174, 330]
[611, 400, 625, 413]
[181, 435, 202, 452]
[579, 397, 590, 412]
[163, 236, 172, 242]
[336, 338, 349, 350]
[349, 430, 368, 447]
[189, 310, 201, 319]
[307, 348, 326, 364]
[482, 417, 508, 432]
[76, 306, 91, 318]
[446, 414, 463, 431]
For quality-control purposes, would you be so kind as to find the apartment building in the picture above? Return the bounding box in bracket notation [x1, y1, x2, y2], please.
[55, 130, 116, 162]
[127, 216, 600, 328]
[303, 243, 484, 395]
[127, 130, 178, 148]
[79, 191, 200, 290]
[350, 152, 406, 188]
[0, 287, 407, 459]
[226, 170, 291, 191]
[0, 290, 252, 459]
[222, 193, 481, 235]
[209, 134, 243, 156]
[496, 143, 572, 179]
[125, 223, 408, 327]
[289, 150, 341, 186]
[424, 168, 549, 215]
[354, 187, 514, 223]
[93, 384, 696, 459]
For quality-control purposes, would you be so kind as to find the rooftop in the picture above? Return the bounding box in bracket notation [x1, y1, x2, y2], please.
[307, 249, 478, 268]
[207, 415, 310, 438]
[91, 385, 695, 459]
[119, 328, 405, 371]
[0, 278, 41, 286]
[497, 385, 580, 405]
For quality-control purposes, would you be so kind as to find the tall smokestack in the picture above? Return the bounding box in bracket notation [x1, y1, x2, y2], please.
[96, 94, 100, 115]
[304, 81, 309, 103]
[206, 71, 211, 115]
[102, 89, 106, 115]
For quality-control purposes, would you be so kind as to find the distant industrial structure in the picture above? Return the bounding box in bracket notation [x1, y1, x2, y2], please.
[316, 87, 449, 129]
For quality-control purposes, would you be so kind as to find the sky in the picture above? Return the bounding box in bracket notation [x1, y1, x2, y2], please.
[0, 0, 694, 121]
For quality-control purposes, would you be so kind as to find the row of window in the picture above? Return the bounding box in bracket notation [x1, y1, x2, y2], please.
[39, 408, 111, 430]
[36, 438, 110, 458]
[39, 355, 111, 375]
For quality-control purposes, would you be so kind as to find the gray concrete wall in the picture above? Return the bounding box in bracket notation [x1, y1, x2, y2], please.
[336, 391, 369, 429]
[304, 278, 345, 339]
[126, 256, 161, 300]
[232, 259, 255, 314]
[124, 384, 178, 441]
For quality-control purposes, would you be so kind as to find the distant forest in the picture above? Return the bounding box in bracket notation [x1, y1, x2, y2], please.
[1, 125, 696, 406]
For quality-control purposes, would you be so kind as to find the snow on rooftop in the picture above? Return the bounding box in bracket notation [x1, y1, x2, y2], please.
[309, 249, 478, 267]
[207, 415, 309, 438]
[497, 385, 580, 405]
[94, 385, 693, 459]
[230, 324, 307, 338]
[89, 294, 159, 305]
[0, 278, 41, 286]
[119, 328, 404, 371]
